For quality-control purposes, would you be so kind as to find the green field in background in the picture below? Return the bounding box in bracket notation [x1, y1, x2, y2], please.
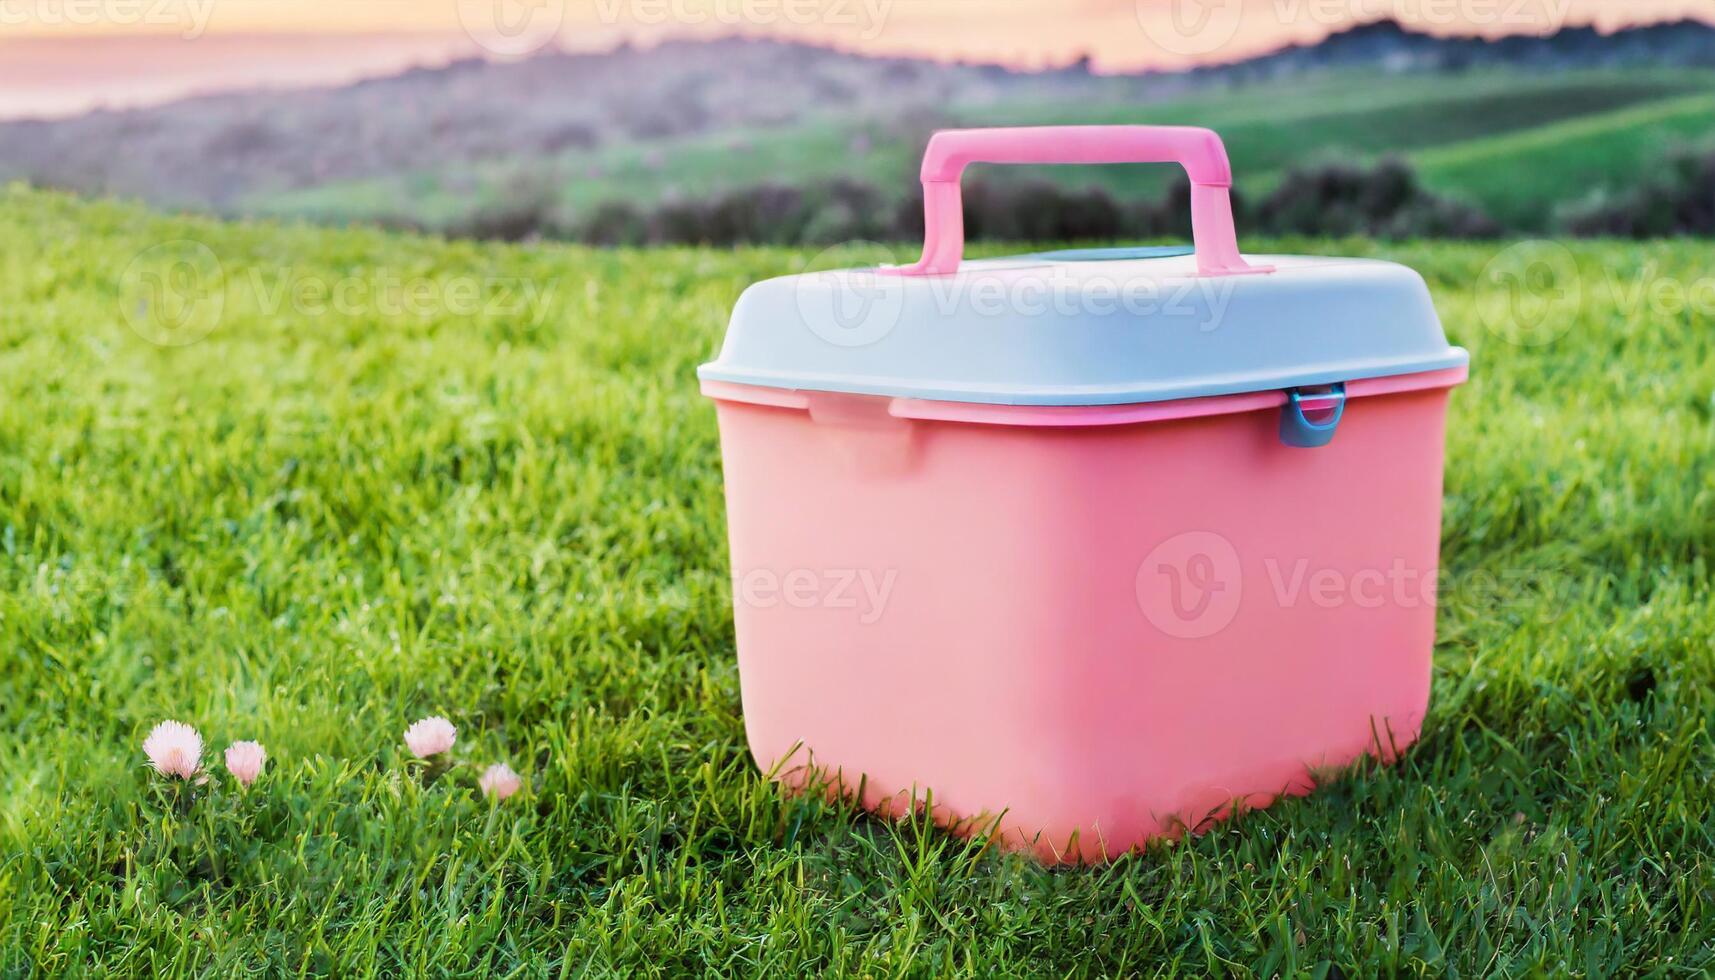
[246, 69, 1715, 235]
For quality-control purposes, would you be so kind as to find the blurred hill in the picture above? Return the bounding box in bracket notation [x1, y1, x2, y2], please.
[0, 17, 1710, 236]
[1213, 17, 1715, 77]
[0, 38, 1137, 209]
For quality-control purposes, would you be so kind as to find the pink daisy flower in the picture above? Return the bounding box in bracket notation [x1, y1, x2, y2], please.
[142, 720, 203, 779]
[403, 716, 457, 758]
[224, 741, 267, 787]
[478, 763, 522, 801]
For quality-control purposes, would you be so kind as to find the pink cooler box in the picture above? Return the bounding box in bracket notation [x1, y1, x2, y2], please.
[699, 126, 1468, 862]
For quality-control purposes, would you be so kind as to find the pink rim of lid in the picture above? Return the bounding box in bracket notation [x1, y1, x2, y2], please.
[701, 366, 1467, 428]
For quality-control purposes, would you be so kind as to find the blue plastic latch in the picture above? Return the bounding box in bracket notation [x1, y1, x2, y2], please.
[1279, 383, 1346, 448]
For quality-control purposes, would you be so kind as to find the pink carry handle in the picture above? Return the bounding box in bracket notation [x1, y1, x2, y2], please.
[885, 126, 1271, 278]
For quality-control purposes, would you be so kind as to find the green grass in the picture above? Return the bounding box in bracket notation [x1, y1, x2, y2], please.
[958, 69, 1709, 199]
[248, 117, 922, 229]
[3, 186, 1714, 974]
[1413, 91, 1715, 229]
[244, 69, 1715, 235]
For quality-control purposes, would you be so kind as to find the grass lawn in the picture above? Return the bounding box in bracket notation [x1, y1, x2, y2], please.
[2, 186, 1713, 975]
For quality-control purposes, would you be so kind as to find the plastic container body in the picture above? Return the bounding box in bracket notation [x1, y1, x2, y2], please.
[707, 369, 1461, 862]
[699, 124, 1469, 862]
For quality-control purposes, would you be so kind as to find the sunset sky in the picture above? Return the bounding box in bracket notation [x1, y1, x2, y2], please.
[0, 0, 1709, 118]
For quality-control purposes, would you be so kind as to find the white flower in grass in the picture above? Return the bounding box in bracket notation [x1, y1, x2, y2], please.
[224, 741, 267, 787]
[404, 716, 457, 758]
[143, 720, 203, 779]
[478, 763, 522, 801]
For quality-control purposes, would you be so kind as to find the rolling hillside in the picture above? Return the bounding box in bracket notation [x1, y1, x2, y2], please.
[246, 68, 1715, 234]
[1, 19, 1712, 236]
[1414, 90, 1715, 228]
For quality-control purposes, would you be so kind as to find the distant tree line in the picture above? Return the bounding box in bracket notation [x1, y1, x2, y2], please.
[415, 148, 1713, 246]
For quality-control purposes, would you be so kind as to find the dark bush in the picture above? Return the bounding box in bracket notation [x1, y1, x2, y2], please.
[669, 184, 810, 245]
[442, 178, 566, 242]
[580, 200, 648, 246]
[444, 199, 559, 242]
[1254, 156, 1499, 239]
[566, 179, 895, 247]
[1559, 144, 1715, 237]
[440, 157, 1507, 246]
[801, 179, 896, 242]
[897, 178, 1170, 243]
[537, 123, 598, 154]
